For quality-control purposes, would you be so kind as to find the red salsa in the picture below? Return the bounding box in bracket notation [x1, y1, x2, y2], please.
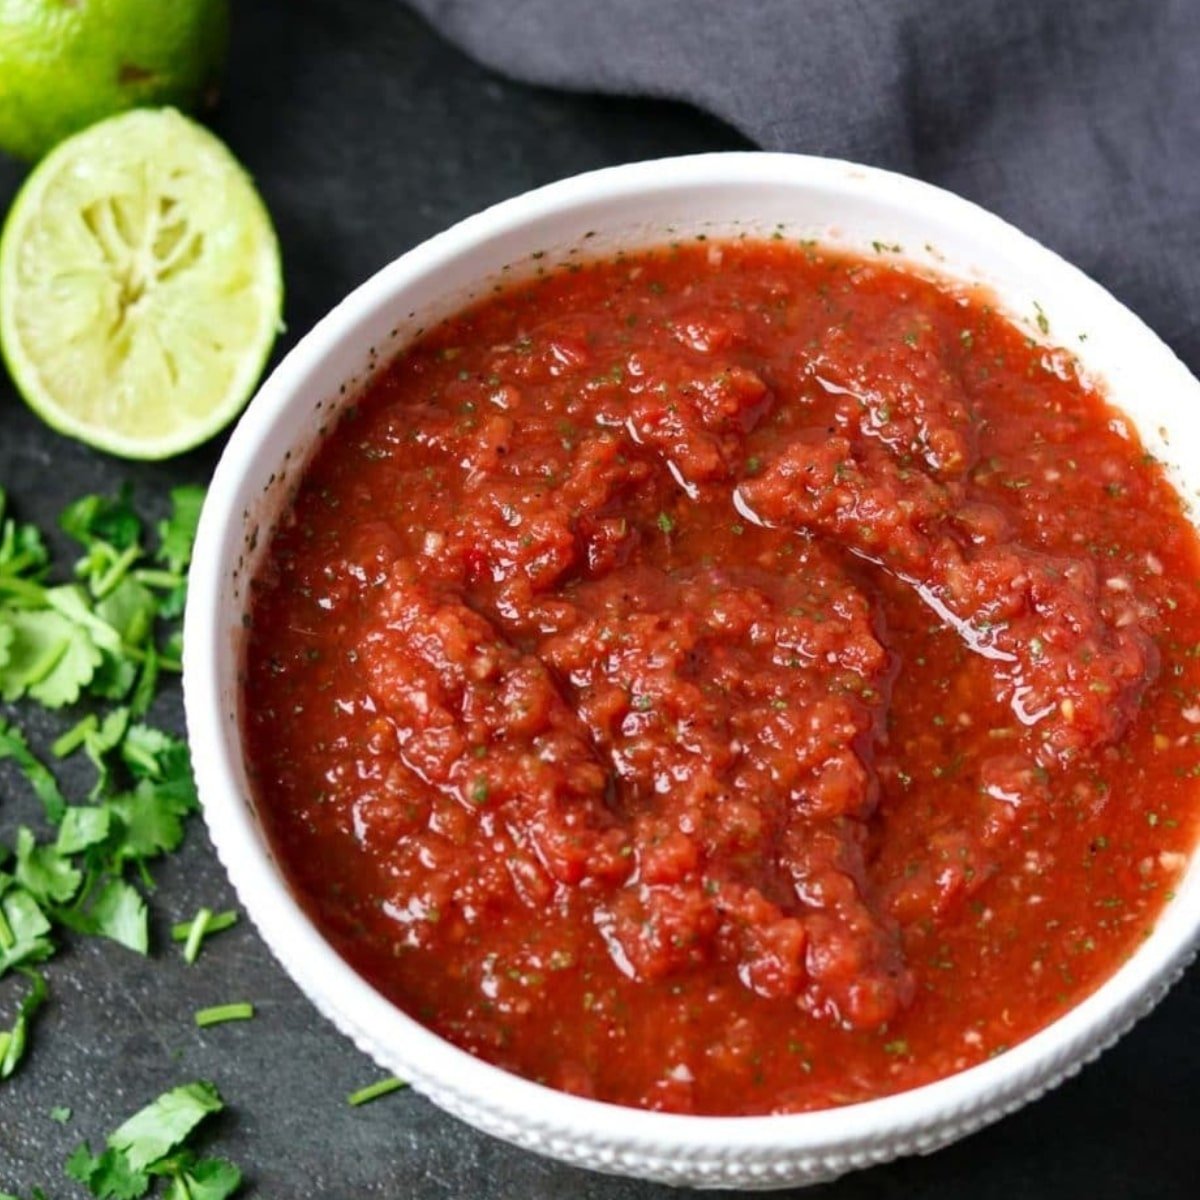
[242, 240, 1200, 1114]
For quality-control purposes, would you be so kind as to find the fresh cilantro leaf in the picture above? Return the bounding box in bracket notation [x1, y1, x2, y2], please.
[92, 707, 132, 771]
[0, 717, 67, 823]
[61, 489, 143, 553]
[61, 489, 147, 601]
[107, 1081, 224, 1172]
[51, 1104, 72, 1123]
[65, 1142, 100, 1183]
[0, 488, 49, 580]
[125, 736, 197, 818]
[51, 708, 129, 800]
[160, 1156, 242, 1200]
[15, 827, 82, 905]
[156, 584, 188, 623]
[80, 708, 132, 800]
[0, 608, 102, 707]
[65, 1143, 150, 1200]
[0, 967, 47, 1078]
[45, 585, 123, 654]
[157, 487, 206, 576]
[81, 879, 148, 955]
[120, 725, 179, 779]
[0, 887, 55, 977]
[38, 586, 140, 704]
[105, 779, 190, 864]
[88, 653, 139, 703]
[56, 806, 113, 856]
[160, 626, 184, 668]
[97, 579, 157, 649]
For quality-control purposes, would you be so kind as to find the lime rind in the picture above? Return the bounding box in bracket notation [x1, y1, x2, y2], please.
[0, 107, 282, 459]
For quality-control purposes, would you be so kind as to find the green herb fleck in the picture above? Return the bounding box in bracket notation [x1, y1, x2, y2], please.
[194, 1003, 255, 1029]
[347, 1076, 408, 1107]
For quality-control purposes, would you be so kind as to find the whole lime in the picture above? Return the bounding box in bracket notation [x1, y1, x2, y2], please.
[0, 0, 230, 161]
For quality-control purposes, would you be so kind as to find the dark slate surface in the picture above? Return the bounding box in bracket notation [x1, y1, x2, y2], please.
[0, 1, 1196, 1195]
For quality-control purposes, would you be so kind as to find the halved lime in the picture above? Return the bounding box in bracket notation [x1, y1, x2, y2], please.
[0, 107, 282, 460]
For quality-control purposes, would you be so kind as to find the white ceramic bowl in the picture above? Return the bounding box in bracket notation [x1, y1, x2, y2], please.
[184, 152, 1200, 1190]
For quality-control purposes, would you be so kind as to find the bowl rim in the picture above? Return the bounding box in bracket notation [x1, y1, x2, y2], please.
[184, 150, 1200, 1170]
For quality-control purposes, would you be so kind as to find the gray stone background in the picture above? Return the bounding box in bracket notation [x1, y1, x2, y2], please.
[1, 1, 1197, 1195]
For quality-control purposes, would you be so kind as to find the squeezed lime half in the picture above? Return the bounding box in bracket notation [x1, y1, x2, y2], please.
[0, 107, 283, 459]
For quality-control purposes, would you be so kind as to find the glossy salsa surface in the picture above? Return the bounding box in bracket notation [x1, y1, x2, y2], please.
[242, 240, 1200, 1114]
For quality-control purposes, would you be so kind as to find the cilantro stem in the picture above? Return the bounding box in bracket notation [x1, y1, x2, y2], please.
[0, 576, 48, 605]
[132, 568, 184, 590]
[90, 544, 141, 599]
[182, 908, 212, 965]
[346, 1077, 408, 1107]
[194, 1002, 255, 1028]
[171, 908, 238, 945]
[51, 715, 97, 759]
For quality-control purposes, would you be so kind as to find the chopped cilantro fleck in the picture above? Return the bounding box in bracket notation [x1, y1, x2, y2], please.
[194, 1003, 255, 1029]
[347, 1076, 408, 1107]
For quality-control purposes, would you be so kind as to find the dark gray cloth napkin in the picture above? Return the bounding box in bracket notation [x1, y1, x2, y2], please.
[409, 0, 1200, 371]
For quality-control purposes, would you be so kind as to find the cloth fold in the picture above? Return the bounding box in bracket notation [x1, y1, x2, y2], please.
[409, 0, 1200, 369]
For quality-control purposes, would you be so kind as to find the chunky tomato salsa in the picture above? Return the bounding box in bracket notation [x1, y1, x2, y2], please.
[242, 239, 1200, 1114]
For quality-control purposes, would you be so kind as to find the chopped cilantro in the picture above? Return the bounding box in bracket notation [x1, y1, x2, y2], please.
[66, 1080, 240, 1199]
[1033, 301, 1050, 336]
[347, 1076, 408, 1107]
[0, 887, 54, 975]
[0, 968, 47, 1079]
[0, 718, 67, 823]
[0, 487, 205, 1084]
[170, 909, 239, 951]
[50, 1105, 72, 1124]
[0, 487, 199, 712]
[109, 1082, 224, 1171]
[656, 511, 675, 535]
[194, 1003, 255, 1029]
[155, 486, 204, 578]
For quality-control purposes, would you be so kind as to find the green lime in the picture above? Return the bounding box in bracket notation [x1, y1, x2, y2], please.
[0, 0, 229, 162]
[0, 107, 283, 459]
